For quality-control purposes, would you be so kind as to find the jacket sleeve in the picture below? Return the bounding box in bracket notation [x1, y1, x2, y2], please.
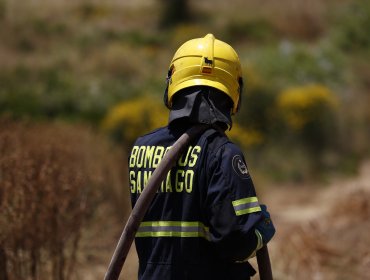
[204, 142, 263, 262]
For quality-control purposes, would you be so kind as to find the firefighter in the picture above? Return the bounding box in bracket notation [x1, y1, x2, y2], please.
[129, 34, 275, 280]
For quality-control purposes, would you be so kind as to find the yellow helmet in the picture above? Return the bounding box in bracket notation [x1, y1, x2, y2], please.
[165, 34, 243, 114]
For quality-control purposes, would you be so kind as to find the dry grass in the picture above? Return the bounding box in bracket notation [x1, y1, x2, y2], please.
[0, 118, 128, 280]
[268, 162, 370, 280]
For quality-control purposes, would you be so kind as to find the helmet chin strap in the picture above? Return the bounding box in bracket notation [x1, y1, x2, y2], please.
[236, 77, 244, 113]
[164, 65, 175, 109]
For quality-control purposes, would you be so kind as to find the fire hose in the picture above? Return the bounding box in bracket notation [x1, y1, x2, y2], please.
[104, 124, 273, 280]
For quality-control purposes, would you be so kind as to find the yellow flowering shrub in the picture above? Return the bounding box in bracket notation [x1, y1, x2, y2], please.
[277, 84, 340, 153]
[103, 95, 264, 150]
[277, 84, 338, 130]
[102, 96, 168, 144]
[227, 123, 264, 149]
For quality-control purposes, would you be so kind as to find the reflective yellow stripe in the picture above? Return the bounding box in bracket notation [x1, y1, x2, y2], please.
[140, 221, 202, 227]
[255, 229, 263, 251]
[232, 196, 261, 216]
[136, 221, 210, 240]
[232, 196, 258, 207]
[235, 206, 261, 216]
[136, 231, 207, 238]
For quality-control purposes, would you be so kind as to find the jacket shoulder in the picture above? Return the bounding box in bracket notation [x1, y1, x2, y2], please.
[200, 128, 242, 157]
[133, 126, 169, 145]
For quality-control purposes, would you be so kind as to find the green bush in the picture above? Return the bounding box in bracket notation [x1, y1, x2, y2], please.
[0, 63, 130, 123]
[74, 2, 111, 20]
[334, 1, 370, 52]
[0, 0, 4, 20]
[224, 18, 277, 43]
[237, 87, 277, 136]
[246, 43, 345, 89]
[159, 0, 192, 28]
[235, 66, 278, 139]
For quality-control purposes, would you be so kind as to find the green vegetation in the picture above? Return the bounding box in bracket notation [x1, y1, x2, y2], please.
[0, 0, 368, 178]
[333, 1, 370, 52]
[1, 0, 368, 177]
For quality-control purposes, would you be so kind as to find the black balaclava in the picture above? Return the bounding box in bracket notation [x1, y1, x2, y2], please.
[168, 86, 233, 130]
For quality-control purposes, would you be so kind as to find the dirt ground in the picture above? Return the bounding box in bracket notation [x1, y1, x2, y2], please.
[77, 161, 370, 280]
[264, 161, 370, 280]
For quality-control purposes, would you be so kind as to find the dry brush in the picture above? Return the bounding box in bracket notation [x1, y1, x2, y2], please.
[0, 118, 127, 280]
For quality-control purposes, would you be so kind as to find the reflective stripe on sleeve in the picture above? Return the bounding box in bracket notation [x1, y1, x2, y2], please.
[136, 221, 211, 240]
[232, 196, 261, 216]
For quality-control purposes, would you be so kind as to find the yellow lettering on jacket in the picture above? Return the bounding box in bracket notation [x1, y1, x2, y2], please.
[189, 146, 201, 167]
[129, 145, 202, 194]
[153, 146, 165, 168]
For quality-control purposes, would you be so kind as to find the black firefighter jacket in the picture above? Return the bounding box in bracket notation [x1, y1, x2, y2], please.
[129, 124, 263, 280]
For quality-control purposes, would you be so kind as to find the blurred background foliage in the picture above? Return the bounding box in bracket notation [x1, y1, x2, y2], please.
[0, 0, 368, 178]
[0, 0, 370, 279]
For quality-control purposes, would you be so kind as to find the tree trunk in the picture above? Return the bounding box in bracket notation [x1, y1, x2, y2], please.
[0, 246, 8, 280]
[159, 0, 191, 27]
